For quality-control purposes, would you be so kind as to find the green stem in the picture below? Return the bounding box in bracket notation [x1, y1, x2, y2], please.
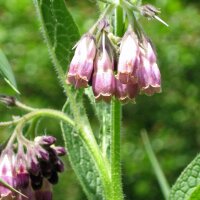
[111, 100, 123, 200]
[89, 4, 115, 34]
[111, 2, 124, 200]
[15, 100, 38, 112]
[5, 109, 75, 148]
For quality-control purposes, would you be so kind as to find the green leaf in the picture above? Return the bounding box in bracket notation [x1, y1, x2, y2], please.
[189, 185, 200, 200]
[33, 0, 79, 71]
[169, 154, 200, 200]
[61, 99, 104, 200]
[0, 49, 19, 94]
[141, 130, 170, 200]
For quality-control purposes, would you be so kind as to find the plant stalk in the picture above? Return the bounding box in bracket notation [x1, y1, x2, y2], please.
[111, 2, 124, 200]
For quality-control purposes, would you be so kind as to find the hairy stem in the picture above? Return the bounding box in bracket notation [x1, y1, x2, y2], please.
[5, 108, 75, 148]
[15, 100, 38, 112]
[111, 2, 124, 200]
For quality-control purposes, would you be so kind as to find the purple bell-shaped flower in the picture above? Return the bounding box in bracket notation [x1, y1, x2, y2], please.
[67, 34, 96, 88]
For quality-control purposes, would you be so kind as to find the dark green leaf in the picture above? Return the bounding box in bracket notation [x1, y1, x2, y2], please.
[33, 0, 79, 71]
[169, 154, 200, 200]
[0, 49, 19, 93]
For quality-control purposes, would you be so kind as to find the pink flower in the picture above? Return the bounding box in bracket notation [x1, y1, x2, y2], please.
[67, 34, 96, 88]
[92, 44, 115, 102]
[137, 39, 161, 95]
[117, 29, 139, 84]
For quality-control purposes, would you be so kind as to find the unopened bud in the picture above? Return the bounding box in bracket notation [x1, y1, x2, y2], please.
[140, 4, 160, 18]
[51, 146, 66, 157]
[0, 95, 16, 107]
[34, 136, 56, 146]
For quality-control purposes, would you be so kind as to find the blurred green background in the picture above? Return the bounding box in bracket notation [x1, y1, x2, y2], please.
[0, 0, 200, 199]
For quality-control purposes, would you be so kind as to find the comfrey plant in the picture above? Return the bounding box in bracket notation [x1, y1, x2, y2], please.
[0, 0, 200, 200]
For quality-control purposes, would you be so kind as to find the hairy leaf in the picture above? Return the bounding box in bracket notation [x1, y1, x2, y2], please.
[61, 99, 104, 200]
[0, 49, 19, 93]
[169, 154, 200, 200]
[33, 0, 79, 71]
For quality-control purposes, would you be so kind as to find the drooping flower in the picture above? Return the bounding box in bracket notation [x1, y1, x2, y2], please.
[116, 28, 139, 84]
[67, 34, 96, 88]
[15, 146, 29, 190]
[137, 39, 161, 95]
[92, 33, 115, 102]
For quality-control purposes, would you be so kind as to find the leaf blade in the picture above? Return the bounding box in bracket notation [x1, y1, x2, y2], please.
[61, 100, 104, 200]
[0, 49, 19, 94]
[169, 154, 200, 200]
[141, 130, 170, 200]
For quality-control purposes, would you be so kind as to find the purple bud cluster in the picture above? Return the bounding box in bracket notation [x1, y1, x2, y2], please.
[67, 26, 161, 103]
[0, 135, 66, 199]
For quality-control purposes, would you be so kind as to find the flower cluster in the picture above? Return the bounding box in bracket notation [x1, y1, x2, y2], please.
[0, 135, 66, 200]
[66, 24, 161, 103]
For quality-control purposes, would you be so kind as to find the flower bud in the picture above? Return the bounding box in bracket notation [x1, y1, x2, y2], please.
[51, 146, 66, 157]
[0, 95, 16, 107]
[67, 34, 96, 88]
[54, 159, 64, 173]
[27, 151, 40, 176]
[117, 29, 139, 84]
[48, 170, 58, 185]
[30, 172, 43, 190]
[35, 146, 49, 161]
[92, 45, 115, 102]
[140, 4, 160, 18]
[34, 136, 56, 146]
[40, 161, 53, 178]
